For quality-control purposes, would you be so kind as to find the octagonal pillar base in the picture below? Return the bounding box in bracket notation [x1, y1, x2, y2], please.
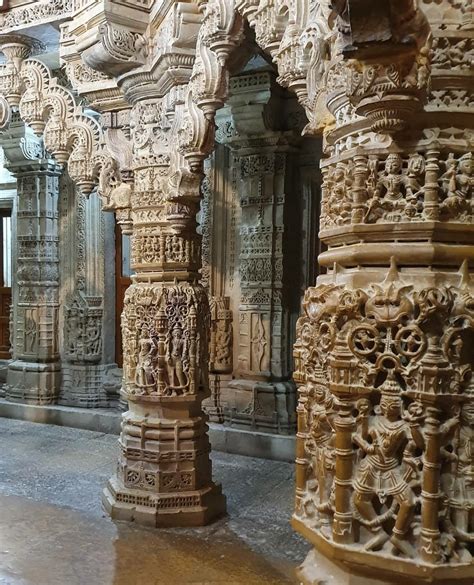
[294, 518, 474, 585]
[103, 475, 226, 528]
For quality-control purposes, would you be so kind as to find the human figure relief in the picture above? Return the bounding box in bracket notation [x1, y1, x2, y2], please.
[66, 307, 79, 355]
[355, 397, 372, 464]
[166, 326, 188, 392]
[353, 375, 423, 557]
[365, 154, 406, 223]
[445, 398, 474, 561]
[305, 384, 336, 535]
[24, 314, 37, 353]
[328, 164, 352, 226]
[85, 319, 101, 357]
[441, 153, 473, 219]
[134, 332, 157, 393]
[215, 321, 232, 366]
[405, 154, 425, 218]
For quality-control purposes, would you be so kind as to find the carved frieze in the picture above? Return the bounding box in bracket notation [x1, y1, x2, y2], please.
[294, 262, 474, 570]
[320, 150, 473, 230]
[64, 294, 103, 364]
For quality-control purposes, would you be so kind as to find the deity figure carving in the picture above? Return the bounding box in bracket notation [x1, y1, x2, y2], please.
[444, 395, 474, 562]
[64, 295, 103, 364]
[215, 324, 232, 364]
[405, 153, 425, 217]
[24, 313, 37, 353]
[305, 383, 336, 536]
[135, 333, 156, 393]
[353, 376, 423, 557]
[365, 154, 406, 223]
[440, 153, 473, 220]
[166, 327, 189, 393]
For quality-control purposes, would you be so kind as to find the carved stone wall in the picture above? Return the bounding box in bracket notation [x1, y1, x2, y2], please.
[58, 173, 120, 407]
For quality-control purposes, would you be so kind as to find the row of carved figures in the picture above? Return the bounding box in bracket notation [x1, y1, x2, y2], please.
[321, 151, 473, 228]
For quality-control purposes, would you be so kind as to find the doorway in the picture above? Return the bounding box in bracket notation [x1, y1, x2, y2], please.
[0, 208, 11, 359]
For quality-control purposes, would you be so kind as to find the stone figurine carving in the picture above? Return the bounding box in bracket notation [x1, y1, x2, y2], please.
[64, 294, 103, 364]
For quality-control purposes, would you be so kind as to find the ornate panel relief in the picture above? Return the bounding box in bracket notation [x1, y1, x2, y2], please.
[122, 283, 210, 398]
[320, 150, 473, 231]
[209, 296, 233, 374]
[294, 263, 474, 571]
[64, 294, 103, 364]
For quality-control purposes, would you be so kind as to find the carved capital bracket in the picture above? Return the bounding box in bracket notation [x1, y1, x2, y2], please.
[0, 33, 126, 208]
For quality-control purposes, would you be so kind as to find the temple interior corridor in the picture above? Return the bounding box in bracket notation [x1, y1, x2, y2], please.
[0, 1, 472, 583]
[0, 418, 306, 585]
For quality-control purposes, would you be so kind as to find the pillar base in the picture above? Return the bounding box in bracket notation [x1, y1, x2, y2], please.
[59, 363, 121, 408]
[102, 475, 226, 527]
[298, 549, 397, 585]
[5, 360, 61, 405]
[293, 517, 474, 585]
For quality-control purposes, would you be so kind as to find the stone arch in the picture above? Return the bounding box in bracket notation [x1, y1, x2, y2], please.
[0, 37, 122, 203]
[175, 0, 335, 173]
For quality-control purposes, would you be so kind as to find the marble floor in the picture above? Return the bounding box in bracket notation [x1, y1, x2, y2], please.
[0, 417, 308, 585]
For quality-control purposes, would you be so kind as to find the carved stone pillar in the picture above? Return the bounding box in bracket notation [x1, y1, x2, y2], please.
[64, 0, 227, 525]
[214, 71, 301, 433]
[58, 173, 119, 407]
[102, 95, 226, 526]
[200, 146, 234, 423]
[287, 2, 474, 584]
[3, 121, 61, 404]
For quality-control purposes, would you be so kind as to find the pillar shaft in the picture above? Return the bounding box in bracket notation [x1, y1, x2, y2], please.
[103, 97, 226, 526]
[5, 126, 61, 404]
[292, 3, 474, 583]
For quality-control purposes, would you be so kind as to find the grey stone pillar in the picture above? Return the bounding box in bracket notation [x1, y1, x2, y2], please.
[4, 121, 61, 404]
[58, 172, 120, 407]
[212, 70, 306, 434]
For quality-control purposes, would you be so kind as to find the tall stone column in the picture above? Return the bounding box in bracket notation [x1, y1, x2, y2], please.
[102, 95, 226, 526]
[59, 172, 120, 407]
[62, 0, 228, 527]
[200, 145, 234, 423]
[287, 2, 474, 584]
[214, 70, 302, 433]
[3, 121, 61, 404]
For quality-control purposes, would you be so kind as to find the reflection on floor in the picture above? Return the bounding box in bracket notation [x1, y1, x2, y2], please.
[0, 418, 308, 585]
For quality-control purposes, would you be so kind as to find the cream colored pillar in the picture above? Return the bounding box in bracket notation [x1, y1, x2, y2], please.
[285, 1, 474, 584]
[102, 95, 226, 526]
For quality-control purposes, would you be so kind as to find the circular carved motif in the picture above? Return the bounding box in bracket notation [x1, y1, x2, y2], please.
[316, 321, 335, 352]
[395, 325, 427, 359]
[349, 325, 380, 357]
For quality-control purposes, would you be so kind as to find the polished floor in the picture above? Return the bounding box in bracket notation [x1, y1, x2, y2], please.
[0, 418, 308, 585]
